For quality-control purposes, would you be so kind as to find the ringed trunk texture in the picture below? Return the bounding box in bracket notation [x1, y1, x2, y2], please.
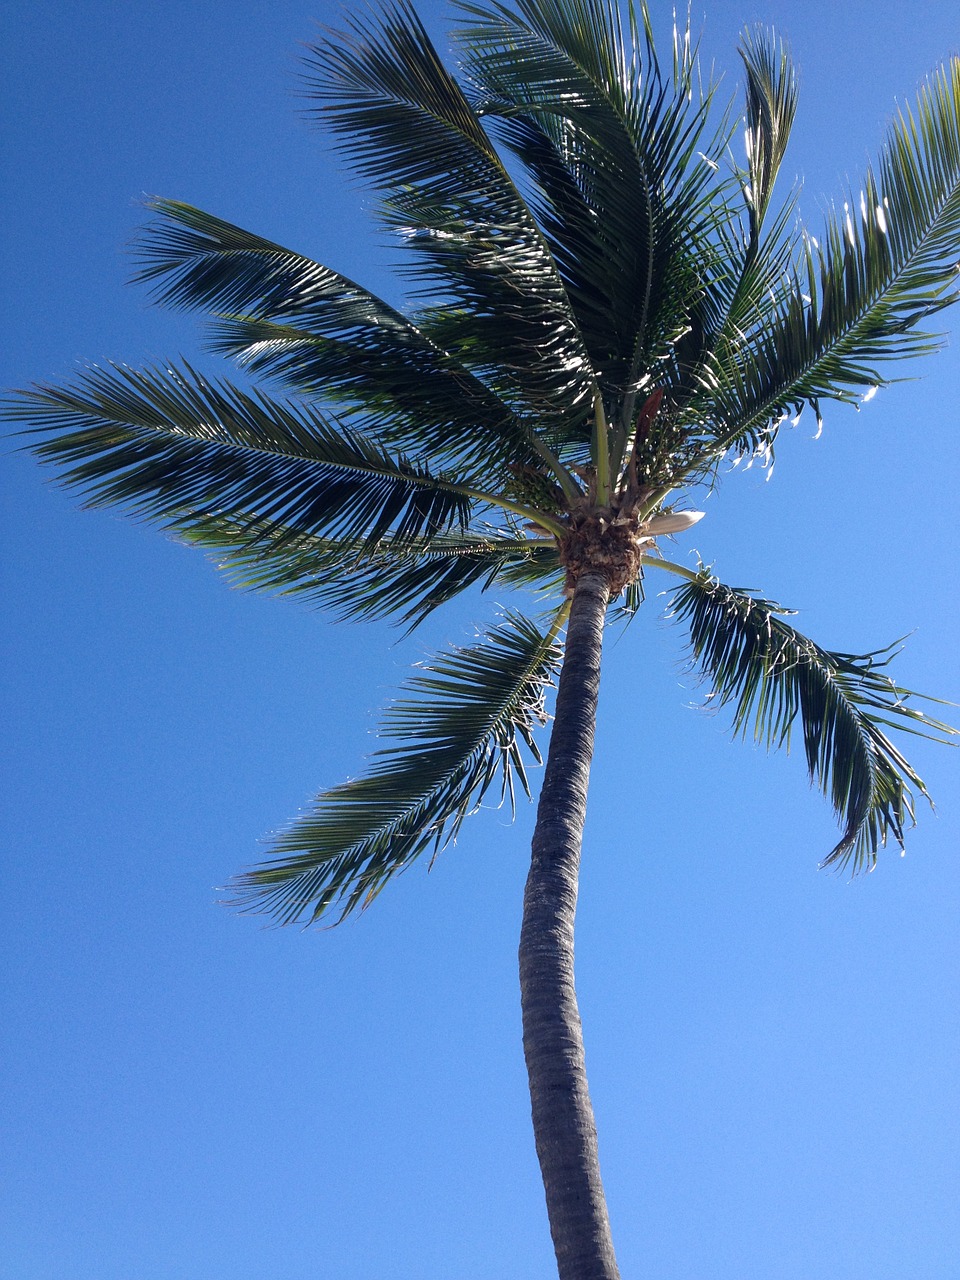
[519, 569, 620, 1280]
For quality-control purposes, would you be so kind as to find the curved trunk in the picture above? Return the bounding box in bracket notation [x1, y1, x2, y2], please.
[519, 570, 620, 1280]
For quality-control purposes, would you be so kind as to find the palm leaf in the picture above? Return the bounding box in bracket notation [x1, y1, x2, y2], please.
[228, 611, 564, 924]
[208, 313, 562, 483]
[302, 1, 597, 435]
[5, 362, 478, 549]
[683, 31, 800, 381]
[662, 31, 802, 466]
[739, 27, 798, 232]
[460, 0, 730, 428]
[182, 517, 561, 628]
[670, 570, 955, 872]
[134, 200, 557, 479]
[709, 58, 960, 457]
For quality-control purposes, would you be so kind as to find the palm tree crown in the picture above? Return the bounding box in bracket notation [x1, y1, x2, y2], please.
[7, 0, 957, 914]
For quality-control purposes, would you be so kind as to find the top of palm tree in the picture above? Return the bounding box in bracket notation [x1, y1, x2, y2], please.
[6, 0, 959, 921]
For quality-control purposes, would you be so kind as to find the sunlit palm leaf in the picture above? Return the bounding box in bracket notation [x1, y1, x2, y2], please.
[688, 31, 799, 360]
[182, 517, 561, 627]
[711, 58, 960, 456]
[229, 612, 563, 923]
[302, 1, 597, 433]
[667, 32, 802, 453]
[6, 362, 476, 548]
[670, 570, 955, 872]
[739, 27, 798, 231]
[667, 206, 798, 431]
[460, 0, 729, 425]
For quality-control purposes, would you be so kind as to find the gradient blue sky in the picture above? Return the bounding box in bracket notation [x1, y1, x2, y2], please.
[2, 3, 958, 1278]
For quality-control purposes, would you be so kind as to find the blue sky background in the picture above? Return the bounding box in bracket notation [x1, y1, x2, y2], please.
[2, 3, 958, 1278]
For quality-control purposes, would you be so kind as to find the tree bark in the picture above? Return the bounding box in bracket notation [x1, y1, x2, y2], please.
[519, 569, 620, 1280]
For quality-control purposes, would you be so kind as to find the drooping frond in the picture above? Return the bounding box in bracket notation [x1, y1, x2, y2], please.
[182, 518, 561, 628]
[302, 1, 597, 436]
[6, 363, 477, 550]
[709, 58, 960, 457]
[229, 612, 564, 923]
[133, 200, 555, 480]
[670, 570, 955, 872]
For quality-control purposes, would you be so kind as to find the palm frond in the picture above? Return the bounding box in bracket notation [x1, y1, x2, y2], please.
[228, 611, 564, 924]
[182, 517, 561, 628]
[698, 31, 800, 348]
[460, 0, 732, 424]
[710, 58, 960, 456]
[302, 1, 597, 436]
[134, 200, 554, 479]
[739, 27, 798, 232]
[662, 31, 802, 460]
[670, 570, 956, 872]
[665, 202, 799, 436]
[5, 362, 479, 549]
[132, 199, 342, 315]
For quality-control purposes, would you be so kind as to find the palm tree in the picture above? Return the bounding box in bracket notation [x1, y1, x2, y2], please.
[7, 1, 960, 1275]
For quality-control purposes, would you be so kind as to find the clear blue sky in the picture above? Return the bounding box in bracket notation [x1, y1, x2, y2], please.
[2, 3, 958, 1278]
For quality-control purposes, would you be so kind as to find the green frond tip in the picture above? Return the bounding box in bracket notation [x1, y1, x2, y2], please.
[669, 570, 956, 874]
[227, 611, 563, 925]
[738, 26, 798, 229]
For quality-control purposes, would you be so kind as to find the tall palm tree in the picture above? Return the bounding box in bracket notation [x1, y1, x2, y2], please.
[7, 2, 960, 1275]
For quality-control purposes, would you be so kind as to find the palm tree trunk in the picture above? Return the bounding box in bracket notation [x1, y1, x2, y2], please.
[519, 569, 620, 1280]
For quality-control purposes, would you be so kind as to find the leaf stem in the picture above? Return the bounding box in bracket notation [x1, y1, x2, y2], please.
[592, 393, 612, 506]
[639, 553, 701, 582]
[461, 488, 568, 539]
